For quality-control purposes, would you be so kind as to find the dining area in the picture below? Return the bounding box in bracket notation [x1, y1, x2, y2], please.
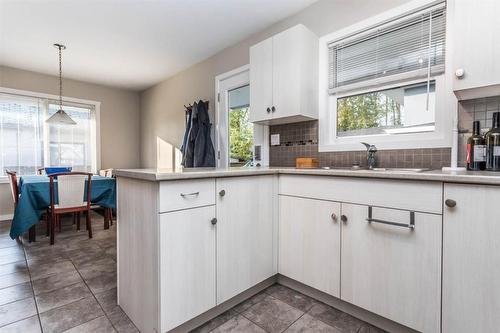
[0, 166, 135, 332]
[7, 167, 116, 245]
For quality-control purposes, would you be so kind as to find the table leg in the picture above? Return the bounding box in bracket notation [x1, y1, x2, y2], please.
[104, 208, 110, 230]
[28, 225, 36, 243]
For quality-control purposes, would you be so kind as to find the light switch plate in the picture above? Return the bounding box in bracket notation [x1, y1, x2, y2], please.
[271, 134, 280, 146]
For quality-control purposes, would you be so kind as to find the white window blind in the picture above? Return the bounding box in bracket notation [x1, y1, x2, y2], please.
[0, 91, 97, 176]
[329, 3, 446, 93]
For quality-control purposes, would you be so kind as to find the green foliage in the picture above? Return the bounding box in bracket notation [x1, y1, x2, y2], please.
[337, 92, 401, 133]
[229, 107, 253, 162]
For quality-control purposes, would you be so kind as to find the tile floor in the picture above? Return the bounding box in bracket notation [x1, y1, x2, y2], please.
[0, 212, 137, 333]
[191, 284, 385, 333]
[0, 213, 385, 333]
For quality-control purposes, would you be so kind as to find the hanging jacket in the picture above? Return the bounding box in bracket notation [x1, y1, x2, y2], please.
[183, 102, 198, 168]
[180, 107, 192, 167]
[193, 100, 216, 167]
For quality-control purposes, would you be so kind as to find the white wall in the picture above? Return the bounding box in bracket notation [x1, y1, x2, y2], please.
[140, 0, 413, 168]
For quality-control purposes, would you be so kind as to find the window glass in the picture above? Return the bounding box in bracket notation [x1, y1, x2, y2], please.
[0, 92, 96, 176]
[336, 81, 435, 137]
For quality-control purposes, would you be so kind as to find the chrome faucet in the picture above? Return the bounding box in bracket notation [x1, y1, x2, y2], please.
[361, 142, 377, 169]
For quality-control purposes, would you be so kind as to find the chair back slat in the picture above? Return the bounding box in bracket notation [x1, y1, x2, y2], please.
[6, 170, 19, 205]
[50, 173, 92, 209]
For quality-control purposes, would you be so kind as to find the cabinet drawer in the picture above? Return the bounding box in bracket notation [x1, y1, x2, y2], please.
[279, 175, 442, 214]
[159, 179, 215, 212]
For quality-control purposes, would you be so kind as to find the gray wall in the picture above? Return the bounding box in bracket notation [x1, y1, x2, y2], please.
[140, 0, 412, 167]
[0, 66, 141, 217]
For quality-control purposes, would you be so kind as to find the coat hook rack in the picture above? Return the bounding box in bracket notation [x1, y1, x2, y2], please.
[184, 100, 209, 112]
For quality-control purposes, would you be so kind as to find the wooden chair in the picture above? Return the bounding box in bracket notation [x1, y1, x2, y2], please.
[6, 170, 18, 205]
[48, 172, 93, 245]
[37, 167, 45, 175]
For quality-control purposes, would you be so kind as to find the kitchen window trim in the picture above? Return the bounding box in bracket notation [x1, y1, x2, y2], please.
[0, 86, 101, 183]
[317, 0, 454, 153]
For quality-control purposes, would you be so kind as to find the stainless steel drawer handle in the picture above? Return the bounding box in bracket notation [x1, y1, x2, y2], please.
[180, 192, 200, 198]
[366, 206, 415, 230]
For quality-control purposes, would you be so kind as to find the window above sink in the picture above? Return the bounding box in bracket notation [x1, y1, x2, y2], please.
[317, 1, 453, 152]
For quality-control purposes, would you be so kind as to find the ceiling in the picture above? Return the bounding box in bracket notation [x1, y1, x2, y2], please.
[0, 0, 318, 91]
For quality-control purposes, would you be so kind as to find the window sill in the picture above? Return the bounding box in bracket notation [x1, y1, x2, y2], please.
[0, 177, 10, 184]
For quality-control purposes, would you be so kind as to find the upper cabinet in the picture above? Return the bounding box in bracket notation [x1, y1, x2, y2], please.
[452, 0, 500, 100]
[250, 24, 318, 124]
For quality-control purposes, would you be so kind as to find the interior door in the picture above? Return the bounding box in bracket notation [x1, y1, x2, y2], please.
[216, 175, 275, 303]
[341, 203, 442, 333]
[249, 38, 273, 123]
[279, 195, 341, 297]
[160, 206, 216, 332]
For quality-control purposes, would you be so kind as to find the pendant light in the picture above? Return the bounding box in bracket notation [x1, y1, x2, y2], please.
[46, 43, 76, 125]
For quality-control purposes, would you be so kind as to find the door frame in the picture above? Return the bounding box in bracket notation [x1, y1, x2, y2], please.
[214, 65, 250, 168]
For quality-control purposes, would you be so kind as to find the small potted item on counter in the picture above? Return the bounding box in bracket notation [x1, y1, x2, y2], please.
[486, 112, 500, 171]
[467, 120, 486, 170]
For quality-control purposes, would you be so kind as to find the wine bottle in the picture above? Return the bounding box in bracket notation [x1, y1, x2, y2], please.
[486, 112, 500, 171]
[467, 121, 486, 171]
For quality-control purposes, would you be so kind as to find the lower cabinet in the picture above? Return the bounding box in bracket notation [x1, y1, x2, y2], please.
[340, 204, 442, 333]
[216, 175, 275, 303]
[159, 206, 217, 332]
[443, 184, 500, 333]
[279, 195, 341, 297]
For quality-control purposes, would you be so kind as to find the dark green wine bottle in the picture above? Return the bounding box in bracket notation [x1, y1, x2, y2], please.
[467, 121, 486, 171]
[486, 112, 500, 171]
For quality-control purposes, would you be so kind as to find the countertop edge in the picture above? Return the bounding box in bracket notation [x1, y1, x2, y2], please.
[114, 168, 500, 185]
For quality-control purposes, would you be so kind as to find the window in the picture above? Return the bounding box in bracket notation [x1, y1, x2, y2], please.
[337, 81, 435, 137]
[318, 2, 451, 151]
[0, 90, 98, 176]
[228, 85, 253, 167]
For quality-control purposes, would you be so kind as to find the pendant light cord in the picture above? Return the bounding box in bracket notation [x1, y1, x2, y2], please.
[58, 45, 63, 111]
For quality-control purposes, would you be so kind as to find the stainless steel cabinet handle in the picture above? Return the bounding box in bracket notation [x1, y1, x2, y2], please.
[211, 218, 217, 225]
[180, 192, 199, 197]
[219, 190, 226, 197]
[445, 199, 456, 208]
[266, 107, 271, 113]
[271, 106, 276, 113]
[330, 213, 337, 222]
[366, 206, 415, 230]
[340, 215, 348, 223]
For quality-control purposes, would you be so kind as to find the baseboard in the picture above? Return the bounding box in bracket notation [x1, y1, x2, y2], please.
[0, 214, 13, 222]
[277, 275, 420, 333]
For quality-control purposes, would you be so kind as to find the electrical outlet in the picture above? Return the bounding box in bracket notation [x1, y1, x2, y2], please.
[271, 134, 280, 146]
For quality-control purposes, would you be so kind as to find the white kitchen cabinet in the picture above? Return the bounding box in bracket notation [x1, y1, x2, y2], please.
[216, 175, 275, 303]
[451, 0, 500, 99]
[443, 184, 500, 333]
[279, 195, 341, 297]
[159, 206, 216, 332]
[249, 24, 318, 125]
[341, 204, 442, 333]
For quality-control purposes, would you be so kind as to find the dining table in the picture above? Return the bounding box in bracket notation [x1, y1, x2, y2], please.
[9, 175, 116, 240]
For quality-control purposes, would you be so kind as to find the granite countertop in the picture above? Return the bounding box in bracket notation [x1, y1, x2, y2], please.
[114, 167, 500, 185]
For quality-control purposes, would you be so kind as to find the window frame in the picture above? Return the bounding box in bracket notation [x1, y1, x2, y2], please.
[318, 0, 453, 152]
[0, 86, 101, 182]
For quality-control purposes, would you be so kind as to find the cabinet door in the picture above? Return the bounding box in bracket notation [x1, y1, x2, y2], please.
[452, 0, 500, 92]
[159, 206, 216, 332]
[443, 184, 500, 333]
[272, 26, 302, 120]
[341, 204, 441, 333]
[249, 38, 273, 123]
[279, 195, 341, 297]
[216, 176, 275, 303]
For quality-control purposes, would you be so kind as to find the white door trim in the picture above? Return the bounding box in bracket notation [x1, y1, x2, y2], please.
[215, 65, 250, 168]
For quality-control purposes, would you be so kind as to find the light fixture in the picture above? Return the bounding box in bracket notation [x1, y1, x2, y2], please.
[46, 43, 76, 125]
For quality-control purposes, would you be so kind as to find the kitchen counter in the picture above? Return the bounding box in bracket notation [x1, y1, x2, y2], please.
[114, 167, 500, 185]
